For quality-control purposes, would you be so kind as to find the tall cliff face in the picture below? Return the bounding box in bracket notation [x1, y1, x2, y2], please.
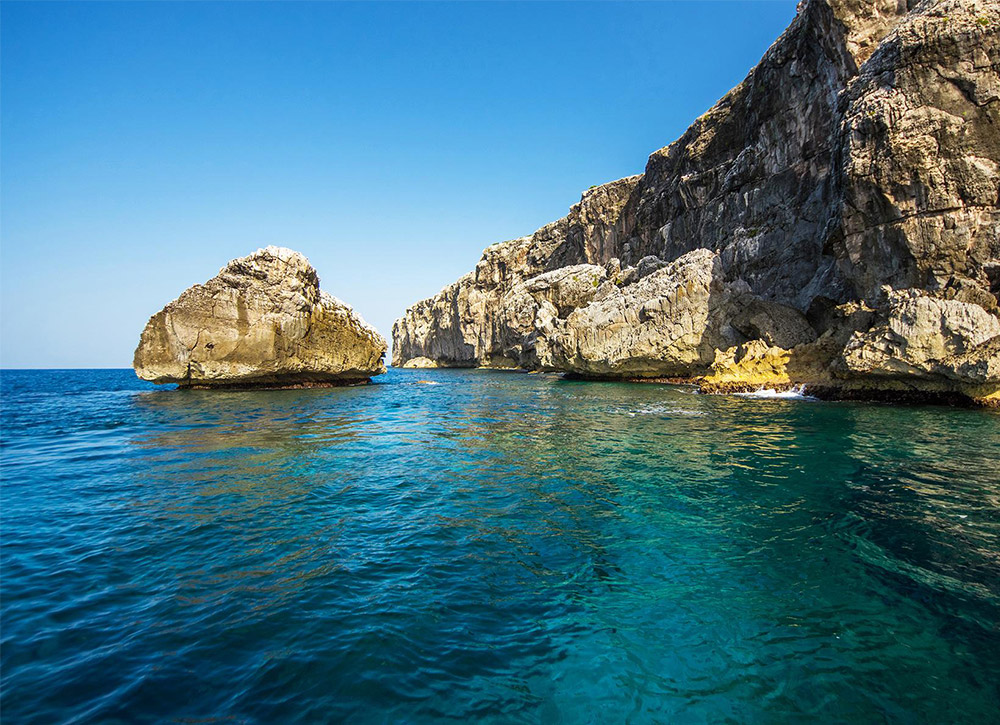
[393, 0, 1000, 404]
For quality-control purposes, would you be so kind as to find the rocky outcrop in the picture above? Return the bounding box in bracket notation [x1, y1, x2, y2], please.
[394, 0, 1000, 405]
[832, 288, 1000, 402]
[535, 250, 818, 377]
[837, 2, 1000, 308]
[390, 175, 641, 369]
[134, 247, 386, 388]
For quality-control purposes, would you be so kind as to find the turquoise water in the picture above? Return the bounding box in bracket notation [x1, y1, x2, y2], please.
[2, 368, 999, 723]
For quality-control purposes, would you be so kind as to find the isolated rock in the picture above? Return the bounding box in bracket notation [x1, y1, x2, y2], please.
[393, 0, 1000, 404]
[134, 246, 386, 387]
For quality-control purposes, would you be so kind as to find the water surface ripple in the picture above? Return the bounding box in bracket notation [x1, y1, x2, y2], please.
[2, 369, 999, 722]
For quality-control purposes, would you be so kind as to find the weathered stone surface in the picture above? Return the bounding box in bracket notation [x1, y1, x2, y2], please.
[838, 288, 1000, 381]
[400, 356, 440, 369]
[390, 176, 641, 369]
[394, 0, 1000, 404]
[535, 250, 725, 377]
[945, 334, 1000, 384]
[836, 0, 1000, 308]
[701, 300, 877, 392]
[533, 249, 818, 377]
[135, 246, 386, 387]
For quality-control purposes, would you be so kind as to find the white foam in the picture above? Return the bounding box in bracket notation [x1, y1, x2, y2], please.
[619, 403, 705, 417]
[733, 385, 818, 401]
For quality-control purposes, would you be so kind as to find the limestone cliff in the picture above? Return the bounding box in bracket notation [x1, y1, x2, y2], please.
[394, 0, 1000, 405]
[135, 246, 386, 388]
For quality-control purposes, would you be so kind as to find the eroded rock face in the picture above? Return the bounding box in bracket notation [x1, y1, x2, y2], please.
[837, 0, 1000, 307]
[134, 247, 386, 387]
[394, 0, 1000, 404]
[535, 251, 723, 376]
[839, 288, 1000, 380]
[390, 176, 641, 369]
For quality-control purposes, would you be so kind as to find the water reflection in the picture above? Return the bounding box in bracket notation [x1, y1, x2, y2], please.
[121, 388, 385, 630]
[418, 373, 1000, 718]
[3, 368, 998, 722]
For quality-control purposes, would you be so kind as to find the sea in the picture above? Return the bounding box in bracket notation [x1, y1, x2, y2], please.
[2, 367, 998, 723]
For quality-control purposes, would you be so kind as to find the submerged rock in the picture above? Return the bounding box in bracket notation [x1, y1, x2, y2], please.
[134, 246, 386, 388]
[393, 0, 1000, 405]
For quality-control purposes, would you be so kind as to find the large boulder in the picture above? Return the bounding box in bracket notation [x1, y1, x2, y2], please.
[534, 249, 816, 378]
[134, 247, 386, 388]
[535, 250, 725, 377]
[838, 288, 1000, 382]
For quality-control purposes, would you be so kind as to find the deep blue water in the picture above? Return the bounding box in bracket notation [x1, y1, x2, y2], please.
[2, 368, 999, 723]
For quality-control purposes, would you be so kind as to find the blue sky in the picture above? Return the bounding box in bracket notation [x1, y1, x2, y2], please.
[1, 1, 797, 368]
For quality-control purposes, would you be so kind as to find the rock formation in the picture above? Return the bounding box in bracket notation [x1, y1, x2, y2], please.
[134, 246, 386, 388]
[394, 0, 1000, 405]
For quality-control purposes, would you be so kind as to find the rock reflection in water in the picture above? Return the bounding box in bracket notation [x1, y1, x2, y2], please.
[2, 368, 998, 722]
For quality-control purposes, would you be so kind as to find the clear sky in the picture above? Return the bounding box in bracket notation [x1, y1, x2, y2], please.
[1, 0, 798, 368]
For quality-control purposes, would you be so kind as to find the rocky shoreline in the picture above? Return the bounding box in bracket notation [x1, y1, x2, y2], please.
[502, 370, 999, 408]
[131, 0, 1000, 406]
[180, 378, 375, 391]
[392, 0, 1000, 407]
